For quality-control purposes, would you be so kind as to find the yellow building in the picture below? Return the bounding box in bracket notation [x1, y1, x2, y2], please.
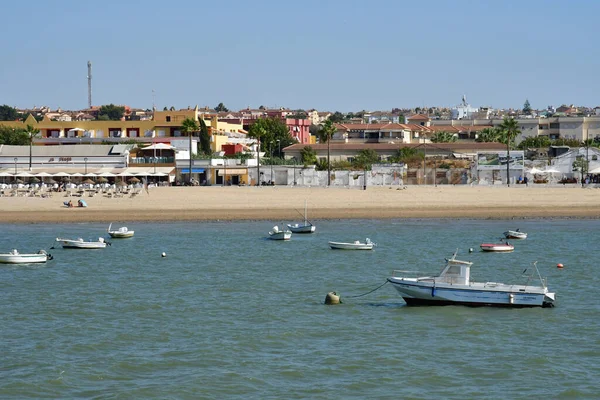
[0, 107, 244, 149]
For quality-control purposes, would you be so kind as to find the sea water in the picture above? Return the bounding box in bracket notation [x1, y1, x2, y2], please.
[1, 219, 599, 399]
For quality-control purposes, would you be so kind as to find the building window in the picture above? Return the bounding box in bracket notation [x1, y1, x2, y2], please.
[166, 116, 171, 122]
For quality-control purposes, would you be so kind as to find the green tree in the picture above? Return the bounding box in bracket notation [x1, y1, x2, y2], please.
[353, 149, 379, 169]
[498, 117, 521, 187]
[388, 147, 424, 165]
[523, 99, 532, 115]
[24, 124, 40, 170]
[181, 117, 200, 184]
[517, 136, 551, 150]
[431, 131, 457, 143]
[214, 103, 229, 112]
[328, 111, 345, 123]
[476, 127, 502, 143]
[199, 118, 211, 155]
[300, 146, 317, 166]
[320, 119, 337, 185]
[0, 105, 19, 121]
[248, 117, 294, 155]
[0, 125, 29, 145]
[97, 104, 125, 121]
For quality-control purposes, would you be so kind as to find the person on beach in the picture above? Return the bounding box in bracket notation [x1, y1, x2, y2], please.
[524, 176, 528, 187]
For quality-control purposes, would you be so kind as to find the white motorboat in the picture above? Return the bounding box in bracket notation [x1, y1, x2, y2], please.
[329, 238, 375, 250]
[504, 229, 527, 239]
[387, 251, 555, 308]
[108, 223, 135, 238]
[287, 200, 316, 233]
[0, 249, 52, 264]
[55, 237, 110, 249]
[268, 225, 292, 240]
[480, 241, 514, 252]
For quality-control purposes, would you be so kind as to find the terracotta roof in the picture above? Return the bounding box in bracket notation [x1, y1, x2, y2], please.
[407, 114, 430, 121]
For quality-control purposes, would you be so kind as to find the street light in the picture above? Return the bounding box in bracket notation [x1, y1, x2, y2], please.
[293, 158, 297, 186]
[256, 139, 261, 186]
[14, 157, 17, 174]
[277, 139, 281, 159]
[270, 141, 274, 184]
[84, 157, 88, 174]
[28, 133, 33, 171]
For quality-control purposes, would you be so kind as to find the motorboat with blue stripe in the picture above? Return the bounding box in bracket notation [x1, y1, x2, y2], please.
[387, 251, 555, 308]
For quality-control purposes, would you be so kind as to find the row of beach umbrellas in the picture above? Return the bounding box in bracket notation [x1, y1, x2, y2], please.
[0, 171, 167, 177]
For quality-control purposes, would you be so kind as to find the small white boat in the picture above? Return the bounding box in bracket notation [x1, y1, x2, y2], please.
[480, 241, 514, 252]
[504, 229, 527, 239]
[268, 225, 292, 241]
[387, 250, 555, 308]
[329, 238, 375, 250]
[0, 249, 52, 264]
[56, 237, 110, 249]
[108, 223, 135, 238]
[288, 200, 316, 233]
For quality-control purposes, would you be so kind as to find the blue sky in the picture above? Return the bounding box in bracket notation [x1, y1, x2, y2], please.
[1, 0, 598, 112]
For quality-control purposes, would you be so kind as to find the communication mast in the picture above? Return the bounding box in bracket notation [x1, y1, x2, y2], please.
[87, 61, 92, 108]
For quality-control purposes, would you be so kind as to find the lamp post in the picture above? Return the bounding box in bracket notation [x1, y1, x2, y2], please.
[28, 133, 33, 171]
[327, 135, 331, 186]
[84, 157, 88, 174]
[256, 139, 261, 186]
[14, 157, 17, 174]
[293, 158, 297, 186]
[189, 131, 193, 185]
[422, 136, 426, 185]
[277, 139, 281, 159]
[270, 141, 273, 184]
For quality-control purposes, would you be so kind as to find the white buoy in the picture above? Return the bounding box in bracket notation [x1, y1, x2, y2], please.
[161, 252, 166, 257]
[469, 248, 474, 253]
[324, 291, 341, 305]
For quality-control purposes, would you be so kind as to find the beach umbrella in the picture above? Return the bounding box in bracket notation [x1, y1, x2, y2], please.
[116, 181, 127, 187]
[52, 172, 70, 177]
[71, 172, 84, 177]
[35, 172, 53, 177]
[0, 171, 13, 177]
[16, 171, 34, 177]
[61, 176, 71, 182]
[84, 173, 97, 177]
[47, 178, 58, 184]
[128, 177, 141, 183]
[97, 176, 108, 183]
[82, 178, 95, 185]
[98, 172, 116, 177]
[15, 178, 23, 183]
[30, 177, 41, 183]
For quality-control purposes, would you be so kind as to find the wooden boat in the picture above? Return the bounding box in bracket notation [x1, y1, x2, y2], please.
[329, 238, 375, 250]
[287, 200, 316, 233]
[387, 250, 555, 307]
[268, 225, 292, 240]
[55, 237, 110, 249]
[480, 241, 514, 252]
[108, 223, 135, 238]
[0, 249, 52, 264]
[504, 229, 527, 239]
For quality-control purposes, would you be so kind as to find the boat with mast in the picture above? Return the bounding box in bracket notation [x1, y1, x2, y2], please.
[287, 200, 316, 233]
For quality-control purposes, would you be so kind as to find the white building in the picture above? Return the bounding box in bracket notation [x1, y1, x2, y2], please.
[451, 95, 479, 120]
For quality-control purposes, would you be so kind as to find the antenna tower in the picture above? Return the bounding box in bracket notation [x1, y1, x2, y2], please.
[87, 61, 92, 108]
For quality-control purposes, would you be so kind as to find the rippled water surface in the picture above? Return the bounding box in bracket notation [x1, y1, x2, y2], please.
[1, 219, 599, 399]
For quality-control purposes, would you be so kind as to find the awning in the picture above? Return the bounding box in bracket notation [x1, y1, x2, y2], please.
[180, 168, 205, 173]
[217, 169, 247, 175]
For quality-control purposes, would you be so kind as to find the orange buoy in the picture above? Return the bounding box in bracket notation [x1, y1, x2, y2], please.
[557, 263, 564, 269]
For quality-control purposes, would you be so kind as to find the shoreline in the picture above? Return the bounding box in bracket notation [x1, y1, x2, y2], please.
[1, 186, 599, 224]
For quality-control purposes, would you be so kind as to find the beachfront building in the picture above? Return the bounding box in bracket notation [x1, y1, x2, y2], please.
[451, 95, 479, 120]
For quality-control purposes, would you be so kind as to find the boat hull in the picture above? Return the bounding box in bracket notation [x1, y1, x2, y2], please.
[287, 224, 315, 234]
[0, 254, 48, 264]
[504, 231, 527, 239]
[108, 231, 135, 238]
[329, 242, 374, 250]
[56, 238, 108, 249]
[387, 279, 554, 308]
[269, 232, 292, 240]
[480, 244, 514, 252]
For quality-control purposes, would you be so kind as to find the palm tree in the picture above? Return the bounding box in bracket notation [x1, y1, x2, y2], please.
[181, 118, 199, 184]
[498, 117, 521, 187]
[248, 123, 267, 185]
[320, 119, 337, 186]
[431, 131, 457, 143]
[24, 124, 39, 170]
[476, 127, 501, 142]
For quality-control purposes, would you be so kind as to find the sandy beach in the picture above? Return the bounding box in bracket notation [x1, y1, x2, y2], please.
[1, 185, 599, 224]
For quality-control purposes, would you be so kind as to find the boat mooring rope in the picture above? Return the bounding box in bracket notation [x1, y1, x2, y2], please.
[345, 280, 389, 298]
